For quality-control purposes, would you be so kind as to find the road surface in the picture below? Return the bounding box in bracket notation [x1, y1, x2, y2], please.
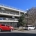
[0, 30, 36, 36]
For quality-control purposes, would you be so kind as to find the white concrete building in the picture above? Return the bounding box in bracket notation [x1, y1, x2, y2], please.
[0, 5, 25, 27]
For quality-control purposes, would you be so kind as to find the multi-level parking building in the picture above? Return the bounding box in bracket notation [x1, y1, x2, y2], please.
[0, 5, 25, 27]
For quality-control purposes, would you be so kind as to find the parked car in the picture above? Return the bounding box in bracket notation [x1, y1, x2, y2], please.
[25, 25, 35, 30]
[7, 25, 14, 30]
[0, 24, 14, 32]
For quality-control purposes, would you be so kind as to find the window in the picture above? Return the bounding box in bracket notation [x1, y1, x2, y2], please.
[1, 8, 5, 10]
[1, 24, 5, 26]
[0, 18, 4, 20]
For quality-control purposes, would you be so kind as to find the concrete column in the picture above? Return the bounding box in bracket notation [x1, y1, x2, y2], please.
[19, 11, 20, 15]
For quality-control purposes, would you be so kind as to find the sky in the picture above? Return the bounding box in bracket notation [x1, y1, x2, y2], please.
[0, 0, 36, 11]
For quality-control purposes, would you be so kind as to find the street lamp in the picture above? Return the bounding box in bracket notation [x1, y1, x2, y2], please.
[12, 16, 15, 27]
[26, 9, 29, 26]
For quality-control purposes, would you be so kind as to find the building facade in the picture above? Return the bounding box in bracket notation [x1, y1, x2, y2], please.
[0, 5, 25, 27]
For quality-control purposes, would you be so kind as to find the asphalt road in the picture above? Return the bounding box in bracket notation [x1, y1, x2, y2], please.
[0, 30, 36, 36]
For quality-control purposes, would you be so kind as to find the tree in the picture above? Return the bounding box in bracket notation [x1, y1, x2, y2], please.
[27, 7, 36, 25]
[18, 14, 25, 27]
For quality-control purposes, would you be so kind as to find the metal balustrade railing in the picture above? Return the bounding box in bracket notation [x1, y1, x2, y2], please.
[0, 10, 19, 15]
[0, 18, 18, 21]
